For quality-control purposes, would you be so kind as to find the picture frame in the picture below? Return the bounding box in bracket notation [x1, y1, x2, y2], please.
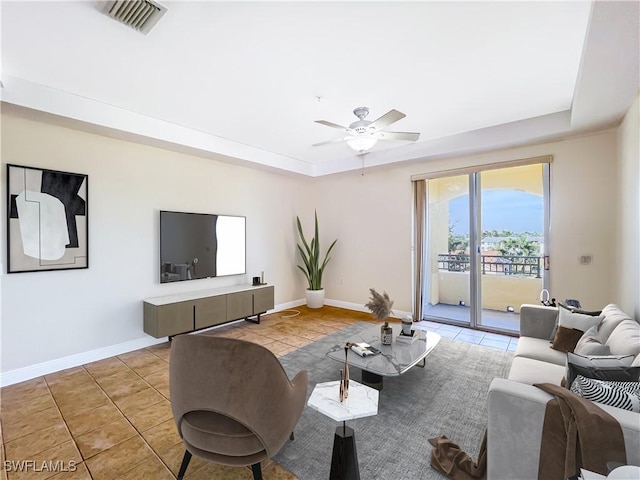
[7, 164, 89, 273]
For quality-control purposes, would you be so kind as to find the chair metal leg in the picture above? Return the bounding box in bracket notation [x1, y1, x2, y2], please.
[177, 450, 192, 480]
[290, 431, 295, 441]
[251, 462, 263, 480]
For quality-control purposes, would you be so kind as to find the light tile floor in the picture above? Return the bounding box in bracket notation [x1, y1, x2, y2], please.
[0, 306, 517, 479]
[416, 320, 519, 352]
[423, 303, 522, 333]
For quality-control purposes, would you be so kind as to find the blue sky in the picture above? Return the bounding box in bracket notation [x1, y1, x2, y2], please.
[449, 190, 543, 234]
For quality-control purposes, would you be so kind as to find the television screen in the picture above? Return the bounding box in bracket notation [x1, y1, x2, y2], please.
[160, 211, 246, 283]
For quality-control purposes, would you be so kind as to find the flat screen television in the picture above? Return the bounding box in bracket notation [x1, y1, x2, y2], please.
[160, 210, 246, 283]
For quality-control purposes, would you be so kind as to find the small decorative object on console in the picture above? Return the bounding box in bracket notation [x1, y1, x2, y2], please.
[365, 288, 394, 345]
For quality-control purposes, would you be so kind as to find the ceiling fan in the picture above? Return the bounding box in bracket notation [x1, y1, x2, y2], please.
[313, 107, 420, 153]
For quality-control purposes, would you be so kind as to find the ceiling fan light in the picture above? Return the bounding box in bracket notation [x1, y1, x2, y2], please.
[347, 136, 378, 153]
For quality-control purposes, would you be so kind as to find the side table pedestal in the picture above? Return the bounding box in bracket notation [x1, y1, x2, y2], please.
[330, 424, 360, 480]
[307, 380, 378, 480]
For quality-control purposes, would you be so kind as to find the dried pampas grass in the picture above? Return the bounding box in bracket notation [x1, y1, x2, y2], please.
[365, 288, 394, 321]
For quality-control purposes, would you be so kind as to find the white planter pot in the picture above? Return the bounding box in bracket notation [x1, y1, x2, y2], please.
[305, 289, 325, 309]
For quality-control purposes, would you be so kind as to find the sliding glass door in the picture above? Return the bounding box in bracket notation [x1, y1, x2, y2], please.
[424, 174, 472, 326]
[419, 162, 549, 334]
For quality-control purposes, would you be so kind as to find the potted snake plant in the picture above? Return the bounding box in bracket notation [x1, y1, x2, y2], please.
[296, 211, 337, 308]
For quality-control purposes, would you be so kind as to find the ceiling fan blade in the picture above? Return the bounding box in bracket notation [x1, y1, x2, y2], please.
[370, 109, 406, 130]
[315, 120, 349, 131]
[374, 131, 420, 142]
[312, 136, 351, 147]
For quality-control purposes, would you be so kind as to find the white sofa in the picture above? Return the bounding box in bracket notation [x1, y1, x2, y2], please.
[487, 304, 640, 480]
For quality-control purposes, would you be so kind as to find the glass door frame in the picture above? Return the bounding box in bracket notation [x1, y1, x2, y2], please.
[469, 173, 480, 329]
[415, 159, 551, 334]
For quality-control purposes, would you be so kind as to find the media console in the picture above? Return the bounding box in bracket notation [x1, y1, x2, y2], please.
[143, 284, 274, 339]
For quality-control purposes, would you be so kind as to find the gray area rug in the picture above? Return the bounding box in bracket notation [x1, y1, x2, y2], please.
[273, 322, 514, 480]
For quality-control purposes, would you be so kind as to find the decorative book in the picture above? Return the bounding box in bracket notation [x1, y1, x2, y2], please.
[347, 342, 379, 357]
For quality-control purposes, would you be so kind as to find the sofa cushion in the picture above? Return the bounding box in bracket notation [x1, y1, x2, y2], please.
[570, 375, 640, 413]
[598, 304, 632, 344]
[566, 352, 640, 388]
[549, 303, 602, 341]
[574, 326, 611, 356]
[576, 340, 611, 356]
[515, 336, 567, 366]
[508, 356, 566, 386]
[606, 319, 640, 357]
[558, 306, 604, 332]
[520, 304, 559, 340]
[551, 326, 584, 353]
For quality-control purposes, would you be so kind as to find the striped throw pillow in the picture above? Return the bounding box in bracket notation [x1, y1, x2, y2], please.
[570, 375, 640, 412]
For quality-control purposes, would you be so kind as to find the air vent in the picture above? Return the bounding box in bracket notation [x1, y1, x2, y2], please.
[105, 0, 167, 34]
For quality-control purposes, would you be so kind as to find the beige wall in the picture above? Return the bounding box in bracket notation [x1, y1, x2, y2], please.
[615, 94, 640, 319]
[309, 166, 415, 312]
[1, 113, 311, 374]
[313, 130, 619, 313]
[1, 100, 633, 380]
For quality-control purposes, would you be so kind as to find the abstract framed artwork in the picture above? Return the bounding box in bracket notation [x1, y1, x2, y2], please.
[7, 164, 88, 273]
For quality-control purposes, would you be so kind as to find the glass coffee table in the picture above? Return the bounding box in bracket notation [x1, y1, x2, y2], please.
[327, 323, 441, 389]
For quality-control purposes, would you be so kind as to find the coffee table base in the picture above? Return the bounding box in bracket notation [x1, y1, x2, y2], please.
[330, 424, 360, 480]
[361, 370, 384, 390]
[360, 357, 428, 390]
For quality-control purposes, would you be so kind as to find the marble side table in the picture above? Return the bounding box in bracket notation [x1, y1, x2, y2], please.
[307, 380, 379, 480]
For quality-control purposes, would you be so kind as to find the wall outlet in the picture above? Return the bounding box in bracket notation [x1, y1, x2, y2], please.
[579, 255, 592, 265]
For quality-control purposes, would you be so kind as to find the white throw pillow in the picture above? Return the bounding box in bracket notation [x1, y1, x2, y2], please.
[558, 307, 604, 333]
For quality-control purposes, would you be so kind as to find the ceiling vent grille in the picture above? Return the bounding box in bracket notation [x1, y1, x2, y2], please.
[105, 0, 167, 34]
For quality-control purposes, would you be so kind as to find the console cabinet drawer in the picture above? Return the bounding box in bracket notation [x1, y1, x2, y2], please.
[227, 291, 253, 321]
[254, 286, 275, 313]
[195, 295, 227, 329]
[144, 301, 193, 338]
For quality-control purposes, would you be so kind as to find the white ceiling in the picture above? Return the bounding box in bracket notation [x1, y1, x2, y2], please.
[1, 1, 638, 176]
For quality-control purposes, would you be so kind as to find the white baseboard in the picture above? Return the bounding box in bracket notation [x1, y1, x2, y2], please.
[324, 298, 411, 320]
[0, 299, 403, 387]
[273, 299, 307, 310]
[0, 336, 167, 387]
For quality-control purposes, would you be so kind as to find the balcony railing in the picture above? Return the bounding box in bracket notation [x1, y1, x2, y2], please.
[438, 254, 542, 278]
